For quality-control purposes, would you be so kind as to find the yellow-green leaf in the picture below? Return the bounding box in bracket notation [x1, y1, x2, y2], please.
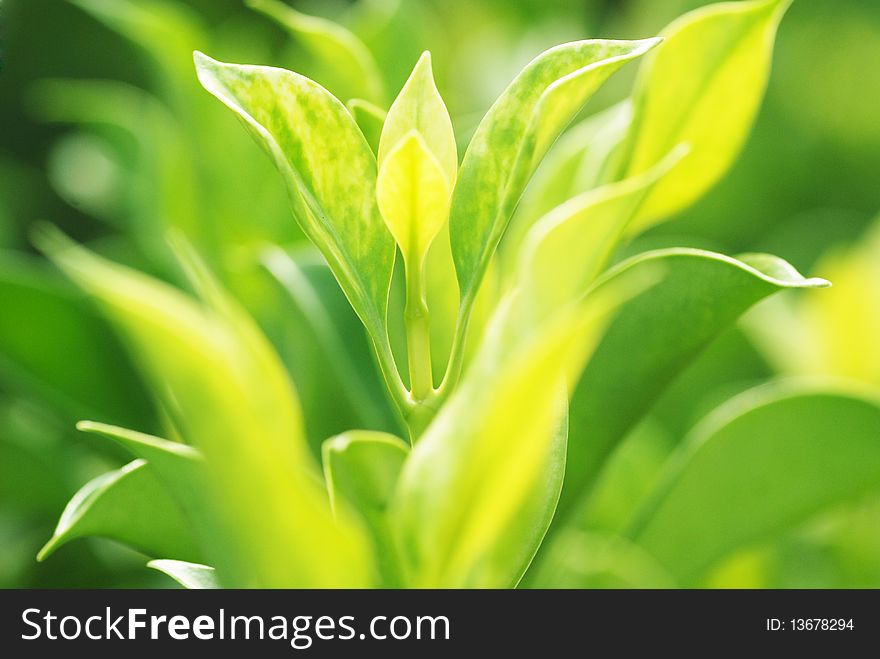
[194, 52, 395, 340]
[392, 273, 651, 587]
[377, 132, 452, 265]
[624, 0, 790, 230]
[39, 230, 373, 588]
[324, 430, 409, 586]
[449, 38, 660, 308]
[376, 52, 456, 265]
[378, 52, 456, 186]
[148, 560, 218, 589]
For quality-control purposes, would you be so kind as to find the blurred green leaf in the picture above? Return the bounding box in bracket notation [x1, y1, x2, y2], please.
[67, 0, 205, 104]
[449, 38, 660, 307]
[38, 460, 203, 564]
[40, 231, 373, 587]
[148, 559, 218, 589]
[556, 249, 829, 527]
[393, 273, 647, 587]
[74, 420, 214, 556]
[528, 530, 677, 588]
[628, 384, 880, 583]
[0, 252, 154, 429]
[347, 99, 386, 154]
[194, 53, 395, 346]
[323, 430, 409, 586]
[247, 0, 385, 105]
[623, 0, 790, 230]
[262, 247, 395, 436]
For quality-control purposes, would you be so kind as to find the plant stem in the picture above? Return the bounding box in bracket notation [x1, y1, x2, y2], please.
[436, 289, 476, 403]
[367, 328, 410, 417]
[404, 258, 434, 403]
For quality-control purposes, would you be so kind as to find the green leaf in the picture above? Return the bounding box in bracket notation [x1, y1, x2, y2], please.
[39, 231, 373, 587]
[324, 431, 409, 516]
[323, 430, 409, 586]
[247, 0, 385, 105]
[449, 38, 660, 307]
[623, 0, 790, 230]
[628, 384, 880, 584]
[392, 272, 649, 587]
[347, 99, 386, 154]
[148, 559, 218, 589]
[516, 146, 685, 327]
[194, 52, 395, 341]
[554, 249, 829, 529]
[38, 460, 204, 564]
[378, 52, 456, 187]
[74, 421, 215, 557]
[377, 52, 457, 266]
[0, 252, 154, 429]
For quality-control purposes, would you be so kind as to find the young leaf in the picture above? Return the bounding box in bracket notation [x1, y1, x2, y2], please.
[148, 559, 218, 589]
[449, 38, 660, 308]
[377, 133, 452, 268]
[39, 231, 373, 587]
[247, 0, 385, 105]
[347, 98, 386, 154]
[628, 384, 880, 584]
[392, 274, 648, 588]
[323, 430, 409, 586]
[377, 52, 457, 267]
[554, 249, 830, 530]
[194, 52, 395, 341]
[378, 52, 457, 186]
[38, 460, 204, 564]
[623, 0, 791, 230]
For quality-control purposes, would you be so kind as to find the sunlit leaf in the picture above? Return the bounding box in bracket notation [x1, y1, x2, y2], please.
[554, 249, 829, 529]
[628, 384, 880, 583]
[39, 230, 373, 587]
[449, 38, 660, 307]
[623, 0, 791, 230]
[393, 273, 650, 587]
[194, 52, 395, 341]
[377, 52, 457, 266]
[148, 559, 218, 589]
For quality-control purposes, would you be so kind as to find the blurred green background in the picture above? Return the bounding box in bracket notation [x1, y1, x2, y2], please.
[1, 0, 879, 587]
